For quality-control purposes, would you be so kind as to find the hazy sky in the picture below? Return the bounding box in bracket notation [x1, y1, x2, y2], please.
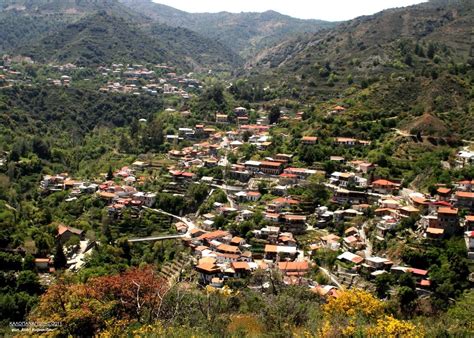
[153, 0, 428, 21]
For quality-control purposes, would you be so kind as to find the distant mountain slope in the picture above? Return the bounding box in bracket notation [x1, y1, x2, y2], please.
[249, 0, 473, 69]
[18, 11, 169, 66]
[18, 11, 238, 70]
[244, 0, 473, 112]
[0, 0, 150, 55]
[118, 0, 335, 58]
[0, 0, 240, 70]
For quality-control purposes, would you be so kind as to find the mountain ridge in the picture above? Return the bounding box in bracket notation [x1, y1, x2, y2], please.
[118, 0, 336, 58]
[0, 1, 241, 70]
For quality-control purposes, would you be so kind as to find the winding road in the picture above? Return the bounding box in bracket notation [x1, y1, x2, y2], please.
[127, 206, 197, 242]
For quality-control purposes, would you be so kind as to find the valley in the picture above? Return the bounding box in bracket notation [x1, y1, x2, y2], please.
[0, 0, 473, 336]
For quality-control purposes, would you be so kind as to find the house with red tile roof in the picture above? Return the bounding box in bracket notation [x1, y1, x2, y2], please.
[453, 191, 474, 210]
[301, 136, 318, 145]
[278, 261, 309, 277]
[371, 179, 400, 195]
[57, 224, 84, 244]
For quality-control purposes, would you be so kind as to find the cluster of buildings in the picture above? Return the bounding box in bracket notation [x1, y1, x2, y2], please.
[98, 63, 199, 98]
[33, 99, 474, 296]
[186, 228, 312, 288]
[39, 164, 157, 218]
[34, 224, 95, 273]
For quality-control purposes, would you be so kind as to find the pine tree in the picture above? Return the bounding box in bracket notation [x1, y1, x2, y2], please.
[107, 165, 114, 180]
[54, 242, 67, 270]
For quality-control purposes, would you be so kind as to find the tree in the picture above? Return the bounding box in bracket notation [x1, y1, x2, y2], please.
[118, 134, 131, 153]
[347, 74, 354, 85]
[54, 242, 67, 270]
[397, 274, 418, 317]
[147, 119, 164, 150]
[269, 106, 281, 125]
[16, 270, 42, 294]
[32, 137, 51, 159]
[375, 273, 393, 299]
[22, 253, 36, 271]
[415, 43, 425, 57]
[427, 43, 436, 59]
[31, 266, 170, 335]
[106, 165, 114, 181]
[130, 118, 139, 137]
[33, 232, 54, 257]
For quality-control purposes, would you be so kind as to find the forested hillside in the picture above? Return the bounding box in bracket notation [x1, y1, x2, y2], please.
[119, 0, 336, 58]
[239, 0, 473, 137]
[0, 0, 240, 70]
[0, 0, 473, 336]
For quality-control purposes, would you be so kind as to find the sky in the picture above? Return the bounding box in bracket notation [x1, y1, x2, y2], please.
[153, 0, 428, 21]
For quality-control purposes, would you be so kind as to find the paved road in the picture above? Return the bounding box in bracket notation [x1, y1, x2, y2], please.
[360, 222, 373, 258]
[128, 207, 198, 242]
[319, 266, 343, 289]
[323, 183, 384, 198]
[128, 234, 185, 243]
[195, 188, 214, 218]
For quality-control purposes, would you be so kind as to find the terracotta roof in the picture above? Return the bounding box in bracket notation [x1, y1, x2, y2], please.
[280, 173, 298, 178]
[196, 263, 220, 273]
[35, 258, 50, 263]
[98, 191, 116, 199]
[438, 207, 458, 215]
[420, 279, 431, 287]
[344, 236, 358, 244]
[456, 191, 474, 199]
[426, 227, 444, 235]
[57, 224, 83, 236]
[198, 230, 230, 241]
[230, 236, 244, 244]
[278, 261, 309, 272]
[302, 136, 318, 141]
[336, 137, 357, 142]
[409, 268, 428, 276]
[272, 197, 300, 205]
[282, 214, 306, 221]
[231, 262, 250, 270]
[437, 187, 451, 194]
[247, 191, 261, 197]
[411, 196, 428, 204]
[344, 227, 358, 235]
[215, 252, 240, 259]
[217, 244, 240, 254]
[260, 161, 282, 167]
[372, 179, 398, 186]
[465, 215, 474, 222]
[264, 244, 278, 253]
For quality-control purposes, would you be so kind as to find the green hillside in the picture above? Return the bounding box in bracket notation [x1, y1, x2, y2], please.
[241, 0, 473, 136]
[1, 0, 240, 70]
[119, 0, 336, 58]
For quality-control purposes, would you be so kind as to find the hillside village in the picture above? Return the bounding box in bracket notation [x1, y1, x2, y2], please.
[0, 0, 473, 335]
[33, 104, 474, 297]
[0, 57, 200, 99]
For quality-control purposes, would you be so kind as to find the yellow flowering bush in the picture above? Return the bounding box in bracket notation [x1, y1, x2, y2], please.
[366, 315, 422, 337]
[318, 289, 423, 337]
